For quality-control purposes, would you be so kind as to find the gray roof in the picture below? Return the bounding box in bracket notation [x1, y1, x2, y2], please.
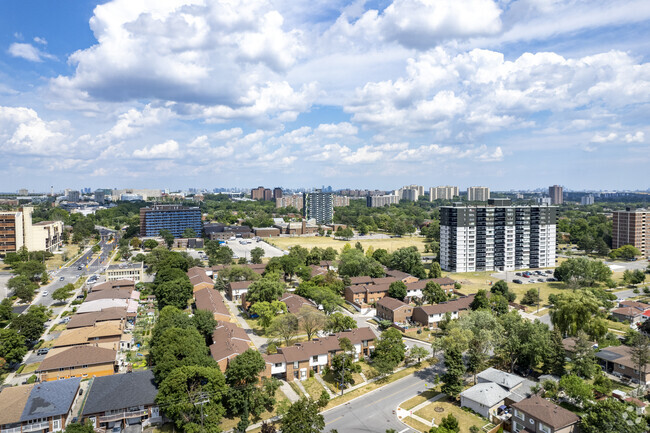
[82, 370, 158, 415]
[507, 379, 537, 403]
[20, 377, 81, 422]
[477, 367, 525, 391]
[460, 382, 511, 407]
[596, 349, 625, 362]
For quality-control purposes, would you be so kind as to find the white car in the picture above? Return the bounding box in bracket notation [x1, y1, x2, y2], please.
[42, 291, 49, 296]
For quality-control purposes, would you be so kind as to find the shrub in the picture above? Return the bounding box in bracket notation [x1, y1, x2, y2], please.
[26, 375, 37, 384]
[309, 369, 315, 378]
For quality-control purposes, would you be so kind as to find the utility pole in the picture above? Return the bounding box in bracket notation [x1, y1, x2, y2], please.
[193, 392, 209, 429]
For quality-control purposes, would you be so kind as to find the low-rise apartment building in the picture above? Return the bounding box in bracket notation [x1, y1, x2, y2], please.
[0, 206, 63, 255]
[52, 321, 126, 349]
[376, 297, 413, 323]
[36, 346, 117, 382]
[412, 294, 476, 327]
[106, 262, 144, 282]
[194, 287, 231, 322]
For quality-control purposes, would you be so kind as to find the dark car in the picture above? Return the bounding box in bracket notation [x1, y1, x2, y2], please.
[513, 279, 523, 284]
[37, 348, 50, 356]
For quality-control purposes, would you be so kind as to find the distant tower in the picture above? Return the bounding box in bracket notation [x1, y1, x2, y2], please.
[50, 186, 54, 197]
[549, 185, 563, 205]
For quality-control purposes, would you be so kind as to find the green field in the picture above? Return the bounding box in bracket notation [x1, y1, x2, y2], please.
[266, 235, 426, 254]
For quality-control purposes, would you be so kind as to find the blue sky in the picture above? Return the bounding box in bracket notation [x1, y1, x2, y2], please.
[1, 0, 649, 193]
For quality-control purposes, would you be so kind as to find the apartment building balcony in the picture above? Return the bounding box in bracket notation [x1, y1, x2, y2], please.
[99, 410, 148, 423]
[1, 426, 22, 433]
[22, 421, 51, 432]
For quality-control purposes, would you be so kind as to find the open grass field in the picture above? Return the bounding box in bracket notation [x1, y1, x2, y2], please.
[266, 235, 427, 254]
[402, 416, 432, 432]
[399, 389, 440, 411]
[414, 396, 486, 431]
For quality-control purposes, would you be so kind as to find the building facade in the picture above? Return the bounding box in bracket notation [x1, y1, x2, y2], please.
[273, 187, 283, 199]
[251, 186, 272, 200]
[139, 205, 202, 237]
[429, 186, 459, 201]
[276, 194, 304, 209]
[367, 194, 400, 207]
[580, 194, 594, 205]
[612, 208, 649, 258]
[467, 186, 490, 202]
[440, 200, 557, 272]
[106, 262, 144, 282]
[549, 185, 563, 205]
[0, 207, 63, 255]
[304, 190, 333, 224]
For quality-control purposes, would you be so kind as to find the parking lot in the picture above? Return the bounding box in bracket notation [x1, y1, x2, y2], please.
[491, 269, 556, 284]
[224, 239, 286, 260]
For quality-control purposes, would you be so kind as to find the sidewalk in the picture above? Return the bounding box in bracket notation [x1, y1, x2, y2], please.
[223, 297, 269, 350]
[395, 392, 446, 428]
[279, 380, 301, 403]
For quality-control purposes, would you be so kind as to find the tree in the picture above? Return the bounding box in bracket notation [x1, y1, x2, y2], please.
[553, 257, 612, 288]
[0, 328, 27, 365]
[610, 245, 641, 261]
[489, 294, 509, 316]
[491, 280, 516, 302]
[429, 262, 442, 279]
[156, 365, 227, 433]
[431, 414, 459, 433]
[143, 239, 159, 250]
[270, 314, 299, 347]
[250, 301, 287, 329]
[0, 298, 15, 323]
[330, 338, 361, 392]
[52, 284, 75, 303]
[226, 350, 280, 426]
[568, 331, 598, 379]
[251, 247, 265, 264]
[581, 398, 647, 433]
[559, 374, 592, 407]
[40, 271, 49, 285]
[543, 330, 566, 376]
[155, 278, 193, 310]
[387, 281, 407, 301]
[405, 346, 429, 365]
[298, 306, 326, 340]
[130, 237, 142, 249]
[8, 275, 38, 303]
[337, 249, 384, 278]
[246, 275, 285, 305]
[279, 398, 325, 433]
[64, 422, 95, 433]
[182, 227, 197, 238]
[150, 327, 215, 383]
[521, 288, 540, 306]
[623, 269, 646, 286]
[630, 334, 650, 393]
[9, 306, 48, 343]
[441, 345, 464, 397]
[592, 371, 612, 395]
[159, 229, 175, 248]
[469, 290, 489, 311]
[495, 311, 550, 374]
[389, 247, 427, 279]
[192, 309, 217, 345]
[11, 260, 46, 281]
[372, 328, 405, 375]
[550, 290, 601, 336]
[324, 312, 357, 333]
[422, 281, 447, 304]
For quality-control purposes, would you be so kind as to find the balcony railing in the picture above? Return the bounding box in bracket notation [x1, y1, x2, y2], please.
[1, 426, 23, 433]
[22, 421, 51, 432]
[99, 409, 148, 423]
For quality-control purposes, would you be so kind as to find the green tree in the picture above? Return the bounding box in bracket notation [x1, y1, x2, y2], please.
[623, 269, 646, 286]
[8, 275, 38, 303]
[250, 247, 265, 264]
[0, 328, 28, 365]
[40, 271, 49, 285]
[64, 422, 95, 433]
[405, 345, 429, 365]
[279, 398, 325, 433]
[559, 374, 592, 407]
[0, 298, 15, 323]
[155, 278, 194, 310]
[542, 330, 566, 376]
[570, 331, 598, 379]
[250, 301, 287, 329]
[156, 365, 227, 433]
[521, 288, 540, 306]
[298, 306, 326, 340]
[9, 306, 48, 343]
[440, 345, 464, 397]
[431, 414, 459, 433]
[469, 290, 489, 311]
[491, 280, 516, 302]
[246, 274, 285, 304]
[428, 262, 442, 279]
[581, 398, 647, 433]
[159, 229, 175, 248]
[143, 239, 159, 250]
[324, 312, 357, 333]
[550, 290, 601, 336]
[422, 281, 447, 304]
[553, 257, 611, 288]
[337, 249, 384, 278]
[630, 334, 650, 393]
[330, 338, 361, 392]
[371, 328, 406, 375]
[150, 327, 215, 383]
[592, 371, 612, 395]
[609, 245, 641, 261]
[52, 284, 75, 302]
[270, 314, 299, 347]
[192, 309, 218, 345]
[182, 227, 197, 238]
[389, 247, 427, 279]
[489, 294, 509, 316]
[387, 281, 407, 301]
[11, 260, 46, 281]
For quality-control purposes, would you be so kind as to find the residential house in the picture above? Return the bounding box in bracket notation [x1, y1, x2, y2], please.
[460, 382, 511, 419]
[66, 307, 128, 329]
[20, 378, 81, 433]
[611, 300, 650, 323]
[476, 367, 535, 404]
[344, 283, 392, 308]
[280, 292, 317, 314]
[561, 337, 596, 358]
[82, 370, 161, 431]
[348, 276, 373, 286]
[52, 320, 127, 349]
[262, 327, 376, 382]
[187, 266, 214, 292]
[0, 383, 34, 433]
[194, 287, 231, 322]
[229, 281, 253, 301]
[76, 298, 138, 320]
[85, 287, 140, 303]
[596, 345, 650, 385]
[384, 269, 418, 284]
[403, 277, 456, 301]
[90, 279, 136, 292]
[376, 297, 413, 324]
[209, 321, 253, 370]
[36, 346, 117, 382]
[411, 295, 476, 327]
[510, 395, 579, 433]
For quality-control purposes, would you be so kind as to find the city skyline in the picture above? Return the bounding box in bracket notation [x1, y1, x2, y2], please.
[1, 0, 649, 190]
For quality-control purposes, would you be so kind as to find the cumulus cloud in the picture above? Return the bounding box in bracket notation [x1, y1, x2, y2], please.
[132, 140, 180, 159]
[107, 104, 174, 139]
[8, 42, 56, 62]
[624, 131, 645, 143]
[0, 106, 68, 155]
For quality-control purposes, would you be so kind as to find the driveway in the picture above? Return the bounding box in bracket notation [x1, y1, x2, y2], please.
[223, 297, 269, 351]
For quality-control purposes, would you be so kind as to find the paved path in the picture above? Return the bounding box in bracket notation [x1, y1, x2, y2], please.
[315, 374, 335, 398]
[396, 392, 446, 428]
[279, 380, 301, 403]
[223, 297, 269, 351]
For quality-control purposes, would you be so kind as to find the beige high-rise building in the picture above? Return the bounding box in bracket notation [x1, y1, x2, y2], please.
[613, 208, 649, 258]
[429, 186, 459, 201]
[398, 185, 423, 201]
[276, 195, 304, 209]
[467, 187, 490, 202]
[0, 207, 63, 255]
[549, 185, 563, 205]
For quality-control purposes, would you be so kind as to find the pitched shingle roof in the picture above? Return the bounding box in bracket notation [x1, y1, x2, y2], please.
[460, 382, 510, 407]
[82, 370, 157, 415]
[280, 292, 316, 314]
[414, 294, 475, 315]
[85, 288, 138, 302]
[20, 377, 81, 422]
[53, 321, 124, 348]
[0, 384, 34, 425]
[349, 276, 373, 285]
[37, 346, 116, 372]
[511, 395, 579, 429]
[91, 280, 135, 292]
[477, 367, 525, 391]
[67, 308, 127, 329]
[194, 287, 230, 318]
[377, 297, 409, 311]
[187, 267, 213, 288]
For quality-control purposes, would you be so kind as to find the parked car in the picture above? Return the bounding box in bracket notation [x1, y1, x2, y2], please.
[513, 279, 523, 284]
[42, 291, 48, 296]
[59, 276, 65, 281]
[37, 348, 50, 356]
[515, 272, 522, 276]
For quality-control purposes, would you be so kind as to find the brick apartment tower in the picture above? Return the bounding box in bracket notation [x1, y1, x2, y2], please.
[613, 208, 649, 259]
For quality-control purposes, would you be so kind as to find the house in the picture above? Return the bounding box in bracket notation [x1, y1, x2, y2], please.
[280, 292, 317, 314]
[510, 395, 579, 433]
[403, 277, 456, 300]
[85, 287, 140, 302]
[187, 266, 214, 292]
[209, 321, 253, 370]
[476, 367, 536, 403]
[561, 337, 597, 358]
[384, 269, 419, 284]
[596, 345, 650, 385]
[411, 295, 476, 327]
[611, 306, 646, 323]
[343, 283, 392, 308]
[36, 346, 117, 382]
[229, 281, 253, 301]
[348, 276, 373, 286]
[460, 382, 511, 419]
[376, 297, 413, 324]
[262, 327, 376, 382]
[67, 307, 128, 329]
[76, 298, 138, 319]
[20, 378, 81, 432]
[0, 383, 34, 433]
[90, 279, 136, 292]
[194, 287, 231, 322]
[52, 320, 126, 349]
[82, 370, 161, 431]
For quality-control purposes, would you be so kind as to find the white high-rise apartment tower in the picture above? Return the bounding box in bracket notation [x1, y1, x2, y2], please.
[467, 186, 490, 202]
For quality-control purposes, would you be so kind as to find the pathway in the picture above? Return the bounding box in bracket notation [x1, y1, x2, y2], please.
[223, 297, 269, 350]
[279, 380, 301, 403]
[315, 374, 335, 398]
[395, 392, 446, 428]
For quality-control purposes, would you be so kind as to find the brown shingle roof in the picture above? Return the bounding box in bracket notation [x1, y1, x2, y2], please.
[620, 300, 650, 310]
[91, 280, 135, 291]
[612, 307, 644, 318]
[229, 281, 253, 290]
[280, 292, 316, 314]
[384, 269, 411, 280]
[187, 267, 214, 287]
[85, 288, 137, 302]
[406, 277, 456, 291]
[371, 277, 399, 285]
[414, 294, 475, 315]
[67, 308, 127, 329]
[53, 321, 124, 348]
[194, 288, 230, 318]
[366, 283, 391, 293]
[349, 276, 373, 285]
[210, 339, 250, 363]
[277, 327, 376, 363]
[213, 321, 251, 344]
[0, 384, 35, 425]
[377, 297, 409, 311]
[37, 346, 116, 371]
[511, 395, 579, 429]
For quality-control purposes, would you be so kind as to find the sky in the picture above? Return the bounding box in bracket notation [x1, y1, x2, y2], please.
[1, 0, 649, 193]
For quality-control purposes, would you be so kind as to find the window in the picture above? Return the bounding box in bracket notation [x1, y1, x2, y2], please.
[539, 422, 551, 433]
[514, 409, 524, 420]
[275, 363, 282, 368]
[293, 361, 299, 369]
[312, 356, 318, 363]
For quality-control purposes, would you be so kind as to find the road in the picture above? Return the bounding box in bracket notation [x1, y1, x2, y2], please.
[323, 364, 443, 433]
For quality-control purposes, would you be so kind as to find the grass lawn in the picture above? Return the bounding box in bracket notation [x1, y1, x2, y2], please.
[402, 416, 431, 432]
[21, 362, 40, 375]
[302, 377, 327, 401]
[267, 235, 427, 254]
[414, 396, 486, 431]
[605, 319, 631, 333]
[399, 389, 441, 411]
[48, 324, 66, 333]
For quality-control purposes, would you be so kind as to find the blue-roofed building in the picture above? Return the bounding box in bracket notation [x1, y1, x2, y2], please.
[139, 205, 202, 237]
[19, 377, 81, 432]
